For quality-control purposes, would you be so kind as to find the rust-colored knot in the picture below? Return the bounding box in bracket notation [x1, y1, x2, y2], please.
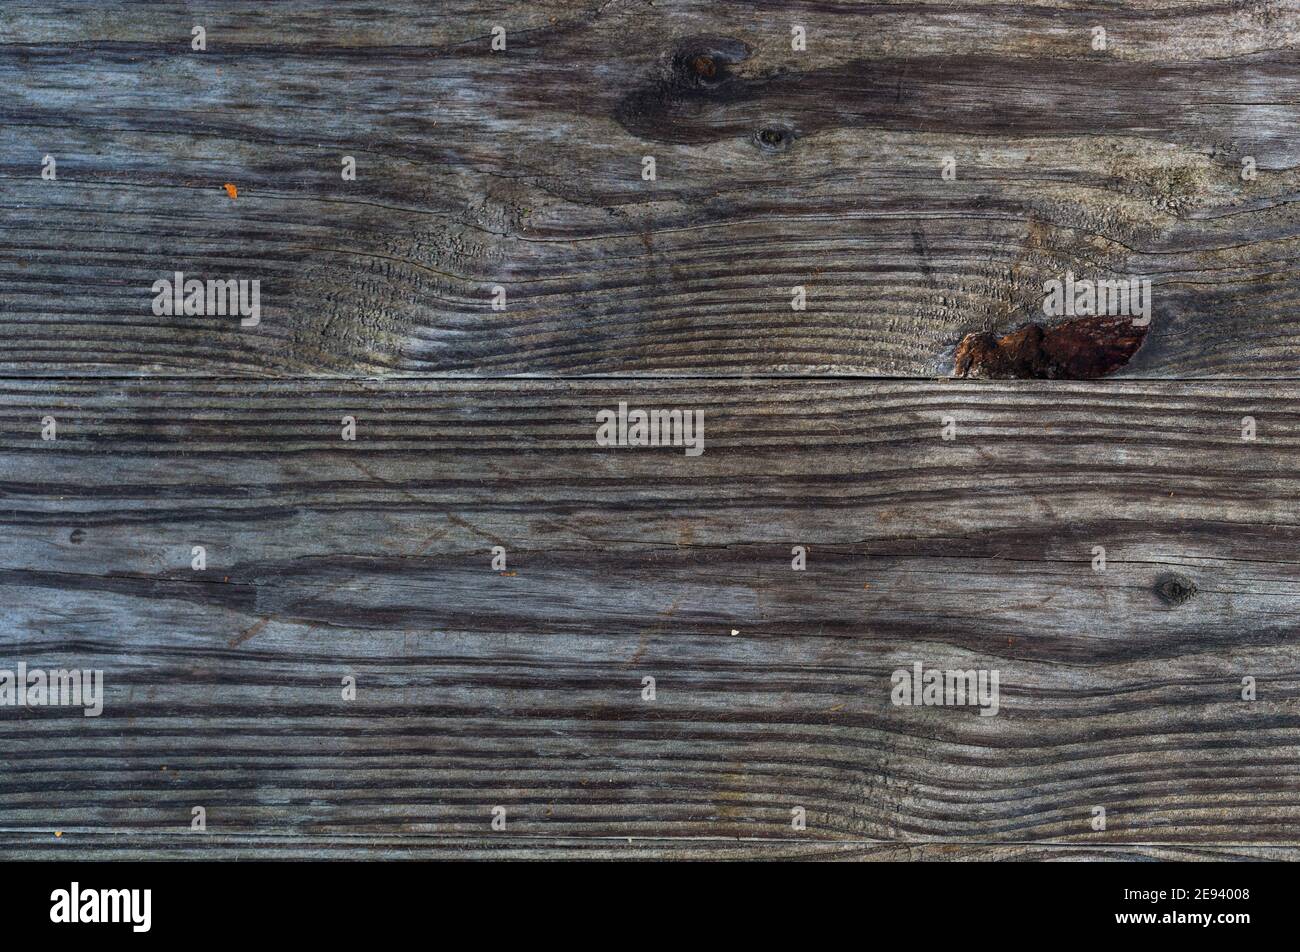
[953, 315, 1148, 380]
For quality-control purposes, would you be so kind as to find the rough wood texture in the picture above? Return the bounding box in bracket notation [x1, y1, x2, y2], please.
[3, 380, 1298, 852]
[5, 1, 1300, 863]
[6, 834, 1299, 862]
[3, 1, 1300, 376]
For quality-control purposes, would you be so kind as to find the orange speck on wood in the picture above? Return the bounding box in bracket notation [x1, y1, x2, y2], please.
[54, 831, 62, 838]
[223, 183, 238, 200]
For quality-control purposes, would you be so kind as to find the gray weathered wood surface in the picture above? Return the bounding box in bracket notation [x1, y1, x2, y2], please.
[8, 835, 1300, 862]
[2, 381, 1299, 854]
[3, 0, 1300, 376]
[2, 1, 1299, 861]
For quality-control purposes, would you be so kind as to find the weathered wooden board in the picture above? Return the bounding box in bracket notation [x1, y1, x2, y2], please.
[6, 0, 1300, 864]
[3, 1, 1300, 376]
[7, 834, 1300, 862]
[2, 380, 1298, 855]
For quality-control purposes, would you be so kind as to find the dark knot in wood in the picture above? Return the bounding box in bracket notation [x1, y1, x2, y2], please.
[953, 315, 1148, 380]
[1154, 573, 1198, 606]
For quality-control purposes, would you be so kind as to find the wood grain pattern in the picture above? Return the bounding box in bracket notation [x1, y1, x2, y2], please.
[5, 0, 1300, 864]
[2, 380, 1298, 854]
[3, 1, 1300, 376]
[6, 834, 1300, 862]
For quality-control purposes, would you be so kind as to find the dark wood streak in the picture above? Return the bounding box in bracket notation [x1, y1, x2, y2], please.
[614, 48, 1300, 150]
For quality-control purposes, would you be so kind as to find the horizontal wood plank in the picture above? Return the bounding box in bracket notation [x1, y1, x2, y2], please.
[6, 833, 1298, 862]
[3, 1, 1300, 376]
[1, 379, 1298, 848]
